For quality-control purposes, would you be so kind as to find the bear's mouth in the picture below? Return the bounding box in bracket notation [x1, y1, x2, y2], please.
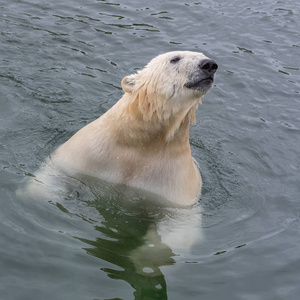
[184, 76, 214, 91]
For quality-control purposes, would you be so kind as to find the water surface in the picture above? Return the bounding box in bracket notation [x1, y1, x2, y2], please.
[1, 0, 300, 299]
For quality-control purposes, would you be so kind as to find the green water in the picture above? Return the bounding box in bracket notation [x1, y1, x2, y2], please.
[1, 0, 300, 299]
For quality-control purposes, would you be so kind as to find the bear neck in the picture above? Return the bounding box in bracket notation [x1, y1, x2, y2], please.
[106, 95, 198, 155]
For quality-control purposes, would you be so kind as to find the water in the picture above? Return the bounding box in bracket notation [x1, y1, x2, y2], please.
[1, 0, 300, 299]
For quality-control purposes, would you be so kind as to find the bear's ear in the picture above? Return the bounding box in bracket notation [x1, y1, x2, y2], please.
[121, 74, 137, 93]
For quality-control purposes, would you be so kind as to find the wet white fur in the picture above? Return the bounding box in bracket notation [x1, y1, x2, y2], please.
[50, 51, 213, 206]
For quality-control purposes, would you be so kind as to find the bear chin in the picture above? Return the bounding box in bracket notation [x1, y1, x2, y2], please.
[184, 76, 214, 92]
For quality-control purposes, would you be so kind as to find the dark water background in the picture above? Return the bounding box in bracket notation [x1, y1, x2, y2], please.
[1, 0, 300, 299]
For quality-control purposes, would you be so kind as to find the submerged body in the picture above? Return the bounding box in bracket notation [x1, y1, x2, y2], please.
[52, 51, 218, 206]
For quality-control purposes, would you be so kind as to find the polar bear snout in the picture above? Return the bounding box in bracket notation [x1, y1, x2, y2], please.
[184, 58, 218, 93]
[199, 59, 218, 75]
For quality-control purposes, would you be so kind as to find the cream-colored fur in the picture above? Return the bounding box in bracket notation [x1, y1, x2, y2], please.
[51, 51, 217, 206]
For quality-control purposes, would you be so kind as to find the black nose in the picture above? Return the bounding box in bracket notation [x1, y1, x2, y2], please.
[199, 59, 218, 75]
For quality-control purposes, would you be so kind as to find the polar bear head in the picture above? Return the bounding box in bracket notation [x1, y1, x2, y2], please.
[121, 51, 218, 121]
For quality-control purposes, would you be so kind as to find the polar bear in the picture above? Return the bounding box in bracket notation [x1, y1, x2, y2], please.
[48, 51, 217, 206]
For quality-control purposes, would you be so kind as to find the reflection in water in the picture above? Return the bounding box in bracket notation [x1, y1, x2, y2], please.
[75, 196, 177, 299]
[71, 191, 200, 299]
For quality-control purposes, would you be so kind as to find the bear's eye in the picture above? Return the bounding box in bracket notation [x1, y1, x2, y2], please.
[170, 56, 181, 64]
